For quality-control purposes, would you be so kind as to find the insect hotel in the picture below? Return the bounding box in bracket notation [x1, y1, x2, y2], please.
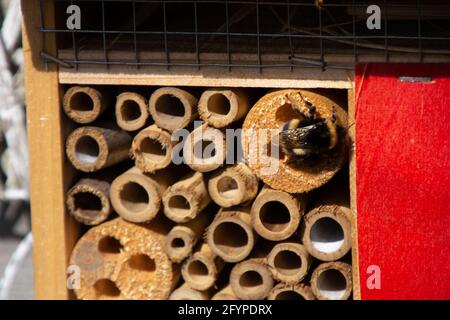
[22, 0, 450, 300]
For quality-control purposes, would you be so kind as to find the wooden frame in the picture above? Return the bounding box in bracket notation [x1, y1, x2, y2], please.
[22, 0, 78, 300]
[23, 0, 360, 299]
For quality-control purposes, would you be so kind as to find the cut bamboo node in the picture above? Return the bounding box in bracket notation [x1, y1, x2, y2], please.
[66, 126, 132, 172]
[115, 92, 149, 131]
[206, 207, 255, 263]
[251, 186, 305, 241]
[242, 89, 348, 193]
[63, 86, 110, 124]
[181, 243, 224, 291]
[164, 226, 196, 263]
[311, 262, 353, 300]
[301, 204, 352, 261]
[268, 283, 316, 300]
[198, 88, 249, 128]
[66, 178, 112, 225]
[110, 166, 175, 223]
[183, 123, 226, 172]
[169, 283, 210, 300]
[208, 163, 258, 208]
[162, 171, 211, 223]
[230, 258, 274, 300]
[266, 242, 312, 284]
[131, 125, 174, 172]
[211, 285, 238, 300]
[69, 218, 176, 300]
[149, 87, 198, 132]
[163, 211, 211, 263]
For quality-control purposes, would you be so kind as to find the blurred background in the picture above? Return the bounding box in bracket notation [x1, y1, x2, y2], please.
[0, 0, 33, 300]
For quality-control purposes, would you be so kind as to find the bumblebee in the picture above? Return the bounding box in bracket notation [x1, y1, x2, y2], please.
[279, 95, 346, 166]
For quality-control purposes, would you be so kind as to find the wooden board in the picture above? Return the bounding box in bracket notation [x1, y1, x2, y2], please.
[355, 63, 450, 300]
[57, 50, 450, 88]
[347, 88, 361, 300]
[22, 0, 79, 300]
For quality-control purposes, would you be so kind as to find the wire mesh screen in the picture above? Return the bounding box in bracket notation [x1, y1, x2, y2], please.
[39, 0, 450, 70]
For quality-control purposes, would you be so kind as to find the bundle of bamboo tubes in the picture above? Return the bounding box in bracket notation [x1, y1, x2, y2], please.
[64, 86, 352, 300]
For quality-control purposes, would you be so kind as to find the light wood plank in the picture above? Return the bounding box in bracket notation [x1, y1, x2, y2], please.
[348, 88, 361, 300]
[22, 0, 78, 300]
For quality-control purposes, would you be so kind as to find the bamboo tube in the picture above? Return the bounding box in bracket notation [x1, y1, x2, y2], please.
[268, 283, 316, 300]
[183, 123, 226, 172]
[181, 242, 225, 291]
[242, 89, 348, 193]
[300, 204, 352, 261]
[162, 171, 211, 223]
[66, 126, 132, 172]
[66, 178, 112, 225]
[266, 241, 312, 284]
[110, 166, 175, 223]
[208, 163, 258, 208]
[163, 209, 212, 263]
[230, 255, 274, 300]
[149, 87, 198, 132]
[250, 186, 305, 241]
[206, 207, 255, 263]
[131, 125, 175, 172]
[63, 86, 110, 124]
[211, 285, 238, 300]
[169, 283, 210, 300]
[310, 262, 353, 300]
[198, 88, 249, 128]
[115, 92, 149, 131]
[69, 217, 177, 300]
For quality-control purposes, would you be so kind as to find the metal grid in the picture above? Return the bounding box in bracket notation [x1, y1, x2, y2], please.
[39, 0, 450, 71]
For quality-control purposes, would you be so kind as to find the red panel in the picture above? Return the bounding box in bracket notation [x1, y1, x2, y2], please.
[355, 64, 450, 300]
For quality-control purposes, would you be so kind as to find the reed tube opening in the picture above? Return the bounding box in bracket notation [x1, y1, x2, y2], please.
[251, 187, 304, 241]
[119, 182, 150, 213]
[75, 136, 100, 164]
[63, 86, 109, 124]
[169, 283, 210, 300]
[310, 217, 345, 254]
[163, 227, 196, 263]
[94, 279, 122, 299]
[207, 211, 255, 263]
[115, 92, 149, 131]
[67, 178, 112, 226]
[211, 285, 238, 300]
[311, 262, 353, 300]
[66, 126, 131, 172]
[131, 125, 174, 172]
[183, 124, 226, 172]
[267, 242, 311, 283]
[207, 93, 231, 117]
[181, 243, 223, 291]
[198, 89, 249, 128]
[230, 259, 274, 300]
[267, 283, 316, 300]
[149, 87, 198, 132]
[182, 258, 214, 290]
[163, 171, 211, 223]
[208, 164, 258, 208]
[301, 205, 352, 261]
[110, 167, 165, 223]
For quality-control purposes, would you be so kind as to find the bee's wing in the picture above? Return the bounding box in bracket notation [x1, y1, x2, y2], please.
[279, 125, 316, 149]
